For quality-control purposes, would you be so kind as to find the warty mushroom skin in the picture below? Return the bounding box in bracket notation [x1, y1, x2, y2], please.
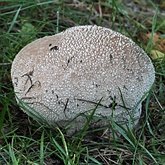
[11, 25, 155, 131]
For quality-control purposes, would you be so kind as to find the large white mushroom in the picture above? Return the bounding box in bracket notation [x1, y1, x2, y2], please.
[11, 25, 155, 132]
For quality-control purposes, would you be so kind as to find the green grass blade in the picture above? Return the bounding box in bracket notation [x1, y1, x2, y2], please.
[0, 98, 8, 136]
[40, 131, 44, 165]
[145, 7, 158, 52]
[112, 121, 136, 148]
[7, 5, 22, 33]
[8, 136, 19, 165]
[56, 127, 69, 159]
[139, 143, 158, 164]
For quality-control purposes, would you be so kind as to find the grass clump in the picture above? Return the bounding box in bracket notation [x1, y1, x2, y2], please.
[0, 0, 165, 164]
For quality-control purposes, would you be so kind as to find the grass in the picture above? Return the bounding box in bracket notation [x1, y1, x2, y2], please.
[0, 0, 165, 164]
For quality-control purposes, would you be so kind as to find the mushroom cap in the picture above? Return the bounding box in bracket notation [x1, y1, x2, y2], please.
[11, 25, 155, 131]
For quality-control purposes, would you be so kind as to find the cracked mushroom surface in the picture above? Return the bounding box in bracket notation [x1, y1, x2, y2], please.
[11, 25, 155, 131]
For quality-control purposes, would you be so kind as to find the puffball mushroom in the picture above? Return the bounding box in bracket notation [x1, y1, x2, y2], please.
[11, 25, 155, 132]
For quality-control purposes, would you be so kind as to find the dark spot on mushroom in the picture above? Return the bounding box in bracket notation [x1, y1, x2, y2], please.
[109, 54, 113, 61]
[126, 68, 133, 73]
[77, 104, 79, 107]
[80, 60, 82, 63]
[122, 56, 127, 69]
[52, 90, 54, 94]
[14, 77, 18, 86]
[92, 82, 100, 88]
[45, 90, 48, 93]
[107, 95, 117, 109]
[109, 95, 116, 101]
[62, 56, 75, 70]
[136, 75, 143, 82]
[95, 84, 100, 88]
[49, 44, 52, 47]
[29, 70, 34, 76]
[123, 85, 128, 90]
[108, 102, 117, 109]
[62, 65, 66, 70]
[66, 56, 74, 67]
[107, 90, 111, 95]
[56, 94, 59, 99]
[50, 45, 59, 51]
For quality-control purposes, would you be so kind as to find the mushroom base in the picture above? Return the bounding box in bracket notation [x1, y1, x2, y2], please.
[18, 98, 141, 135]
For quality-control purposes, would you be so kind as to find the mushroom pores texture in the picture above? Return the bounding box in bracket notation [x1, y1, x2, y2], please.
[11, 25, 155, 129]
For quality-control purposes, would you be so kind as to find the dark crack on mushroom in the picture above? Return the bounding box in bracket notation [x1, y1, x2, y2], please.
[21, 68, 34, 91]
[77, 98, 109, 108]
[25, 80, 41, 96]
[21, 73, 32, 87]
[21, 96, 36, 100]
[63, 98, 69, 118]
[25, 101, 58, 114]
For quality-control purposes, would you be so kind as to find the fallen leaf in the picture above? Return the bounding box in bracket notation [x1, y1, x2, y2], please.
[150, 50, 165, 60]
[20, 22, 37, 42]
[141, 32, 165, 53]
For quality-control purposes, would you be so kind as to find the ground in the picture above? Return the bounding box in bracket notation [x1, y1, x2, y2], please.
[0, 0, 165, 164]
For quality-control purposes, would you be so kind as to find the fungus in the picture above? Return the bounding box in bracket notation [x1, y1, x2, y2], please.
[11, 25, 155, 132]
